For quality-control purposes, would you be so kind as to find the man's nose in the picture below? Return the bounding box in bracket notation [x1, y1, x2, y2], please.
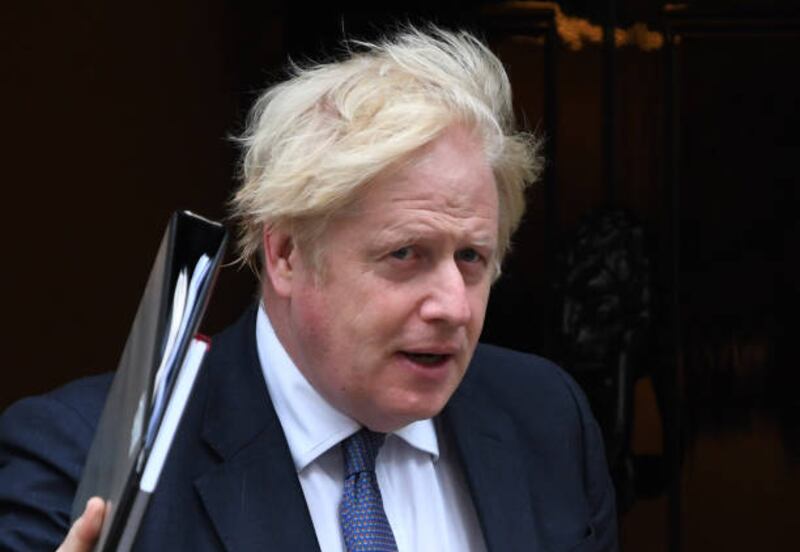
[419, 259, 471, 326]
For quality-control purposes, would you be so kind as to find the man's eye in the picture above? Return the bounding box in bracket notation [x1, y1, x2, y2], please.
[390, 247, 412, 260]
[456, 248, 482, 263]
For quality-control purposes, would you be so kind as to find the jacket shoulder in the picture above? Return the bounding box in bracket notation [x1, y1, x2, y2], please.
[467, 343, 602, 455]
[468, 343, 588, 414]
[0, 373, 113, 550]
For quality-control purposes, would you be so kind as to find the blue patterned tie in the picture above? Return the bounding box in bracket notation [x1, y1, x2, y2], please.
[339, 429, 398, 551]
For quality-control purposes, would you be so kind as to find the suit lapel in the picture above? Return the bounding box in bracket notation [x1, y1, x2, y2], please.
[442, 370, 544, 552]
[193, 307, 321, 552]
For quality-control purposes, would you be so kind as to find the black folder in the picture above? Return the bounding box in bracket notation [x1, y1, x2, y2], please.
[71, 211, 227, 551]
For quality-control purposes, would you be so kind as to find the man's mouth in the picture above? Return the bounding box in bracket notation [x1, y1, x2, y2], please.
[401, 352, 452, 367]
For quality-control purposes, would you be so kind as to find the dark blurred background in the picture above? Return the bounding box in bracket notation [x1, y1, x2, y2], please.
[3, 1, 798, 550]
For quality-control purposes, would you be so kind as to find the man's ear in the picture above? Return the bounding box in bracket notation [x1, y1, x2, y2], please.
[262, 227, 295, 298]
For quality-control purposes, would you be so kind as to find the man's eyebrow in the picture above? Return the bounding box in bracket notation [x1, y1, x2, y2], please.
[370, 225, 498, 250]
[468, 235, 498, 251]
[368, 227, 426, 249]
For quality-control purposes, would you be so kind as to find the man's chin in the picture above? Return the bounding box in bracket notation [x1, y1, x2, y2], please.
[360, 392, 454, 433]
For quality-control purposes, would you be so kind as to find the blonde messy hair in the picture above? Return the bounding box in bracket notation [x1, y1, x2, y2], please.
[231, 26, 541, 275]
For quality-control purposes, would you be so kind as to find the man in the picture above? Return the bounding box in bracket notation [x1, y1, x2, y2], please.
[0, 27, 618, 551]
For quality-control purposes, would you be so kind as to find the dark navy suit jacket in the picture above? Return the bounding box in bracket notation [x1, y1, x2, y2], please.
[0, 307, 617, 551]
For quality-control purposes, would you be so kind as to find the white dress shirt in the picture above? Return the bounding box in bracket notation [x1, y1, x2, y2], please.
[255, 305, 486, 552]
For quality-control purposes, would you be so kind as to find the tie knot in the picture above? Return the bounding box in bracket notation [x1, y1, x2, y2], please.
[342, 428, 386, 476]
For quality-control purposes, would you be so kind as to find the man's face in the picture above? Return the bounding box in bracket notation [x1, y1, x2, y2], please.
[278, 125, 498, 432]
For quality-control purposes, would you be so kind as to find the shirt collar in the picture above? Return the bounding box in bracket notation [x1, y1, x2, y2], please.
[255, 304, 439, 472]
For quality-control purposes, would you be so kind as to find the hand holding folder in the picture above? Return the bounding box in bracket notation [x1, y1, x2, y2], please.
[68, 211, 227, 552]
[57, 499, 105, 552]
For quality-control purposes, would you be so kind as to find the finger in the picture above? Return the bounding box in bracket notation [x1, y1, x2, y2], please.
[57, 497, 106, 552]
